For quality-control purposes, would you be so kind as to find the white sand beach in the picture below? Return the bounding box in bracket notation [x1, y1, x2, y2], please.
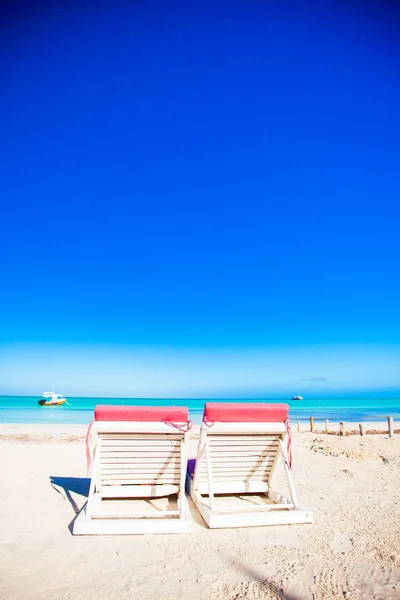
[0, 423, 399, 600]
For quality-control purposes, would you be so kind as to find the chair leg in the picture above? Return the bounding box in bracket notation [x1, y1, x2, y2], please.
[279, 440, 298, 507]
[86, 450, 100, 516]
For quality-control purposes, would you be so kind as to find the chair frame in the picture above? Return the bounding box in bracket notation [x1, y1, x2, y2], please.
[187, 421, 313, 528]
[74, 421, 191, 534]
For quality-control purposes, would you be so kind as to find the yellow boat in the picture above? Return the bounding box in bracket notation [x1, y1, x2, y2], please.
[38, 392, 67, 406]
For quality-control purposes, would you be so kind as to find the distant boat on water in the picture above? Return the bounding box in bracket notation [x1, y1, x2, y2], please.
[292, 395, 303, 401]
[38, 392, 67, 406]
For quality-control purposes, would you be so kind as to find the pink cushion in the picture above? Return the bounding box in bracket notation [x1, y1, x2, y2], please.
[203, 402, 289, 423]
[94, 405, 189, 422]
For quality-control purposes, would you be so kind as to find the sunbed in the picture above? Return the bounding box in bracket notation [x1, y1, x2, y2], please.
[187, 402, 312, 528]
[73, 405, 192, 534]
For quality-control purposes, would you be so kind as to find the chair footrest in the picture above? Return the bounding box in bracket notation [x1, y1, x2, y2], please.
[73, 505, 191, 535]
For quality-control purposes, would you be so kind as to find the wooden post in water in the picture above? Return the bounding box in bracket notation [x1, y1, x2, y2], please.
[310, 416, 314, 432]
[388, 417, 394, 438]
[325, 419, 329, 433]
[359, 423, 365, 436]
[297, 420, 300, 432]
[339, 421, 345, 436]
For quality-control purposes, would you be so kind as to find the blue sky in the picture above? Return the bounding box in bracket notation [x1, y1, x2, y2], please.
[1, 1, 400, 397]
[1, 343, 400, 398]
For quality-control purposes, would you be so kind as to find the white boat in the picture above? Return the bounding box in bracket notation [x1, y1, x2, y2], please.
[38, 392, 67, 406]
[292, 395, 303, 401]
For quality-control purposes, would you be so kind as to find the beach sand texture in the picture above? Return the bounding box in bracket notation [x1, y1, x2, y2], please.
[0, 425, 399, 600]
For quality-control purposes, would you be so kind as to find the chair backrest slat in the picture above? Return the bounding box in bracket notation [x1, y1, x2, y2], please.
[97, 430, 184, 489]
[195, 431, 283, 486]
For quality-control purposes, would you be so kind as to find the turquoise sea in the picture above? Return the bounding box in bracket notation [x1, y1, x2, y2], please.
[0, 396, 400, 425]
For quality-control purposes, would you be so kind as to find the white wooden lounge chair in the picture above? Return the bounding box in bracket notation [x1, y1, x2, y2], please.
[74, 405, 192, 535]
[187, 403, 313, 528]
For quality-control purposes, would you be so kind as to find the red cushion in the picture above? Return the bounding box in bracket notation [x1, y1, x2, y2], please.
[94, 405, 189, 422]
[203, 402, 289, 423]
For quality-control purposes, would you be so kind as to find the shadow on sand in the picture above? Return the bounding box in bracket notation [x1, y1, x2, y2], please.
[50, 476, 90, 513]
[219, 550, 306, 600]
[50, 476, 91, 533]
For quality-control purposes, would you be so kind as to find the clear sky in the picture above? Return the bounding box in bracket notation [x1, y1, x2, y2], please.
[1, 0, 399, 397]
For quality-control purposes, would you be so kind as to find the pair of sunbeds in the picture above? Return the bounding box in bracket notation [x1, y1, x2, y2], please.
[74, 403, 312, 535]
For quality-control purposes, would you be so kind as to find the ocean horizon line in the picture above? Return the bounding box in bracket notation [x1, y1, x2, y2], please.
[1, 393, 400, 400]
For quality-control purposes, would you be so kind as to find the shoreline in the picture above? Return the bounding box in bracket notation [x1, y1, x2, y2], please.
[0, 420, 397, 440]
